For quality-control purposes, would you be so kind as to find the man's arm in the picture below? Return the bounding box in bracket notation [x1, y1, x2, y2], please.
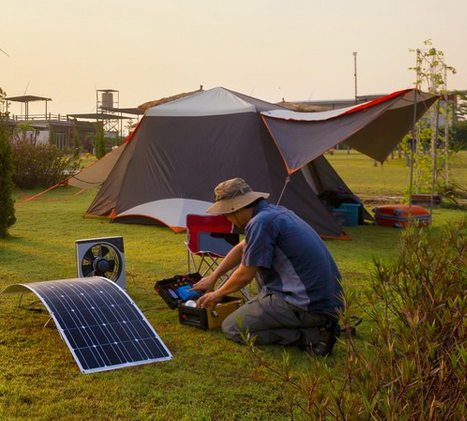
[196, 264, 257, 308]
[191, 240, 246, 292]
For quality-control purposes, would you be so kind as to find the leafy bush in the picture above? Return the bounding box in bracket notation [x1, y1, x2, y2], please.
[0, 122, 16, 237]
[353, 220, 467, 420]
[11, 137, 79, 189]
[247, 219, 467, 420]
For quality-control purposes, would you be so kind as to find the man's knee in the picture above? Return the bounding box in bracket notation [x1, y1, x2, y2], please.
[221, 312, 244, 343]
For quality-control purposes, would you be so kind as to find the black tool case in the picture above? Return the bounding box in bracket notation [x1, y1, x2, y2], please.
[154, 273, 244, 330]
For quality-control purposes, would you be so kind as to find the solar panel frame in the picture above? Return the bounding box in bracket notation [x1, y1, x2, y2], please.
[1, 277, 172, 374]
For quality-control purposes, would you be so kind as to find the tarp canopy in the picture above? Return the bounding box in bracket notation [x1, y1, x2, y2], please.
[68, 87, 437, 237]
[261, 89, 438, 172]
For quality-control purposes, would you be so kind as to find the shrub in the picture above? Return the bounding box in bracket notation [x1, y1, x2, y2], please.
[360, 220, 467, 420]
[11, 137, 79, 189]
[0, 122, 16, 237]
[246, 219, 467, 420]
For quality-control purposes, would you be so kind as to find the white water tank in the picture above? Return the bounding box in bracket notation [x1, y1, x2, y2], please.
[102, 92, 114, 109]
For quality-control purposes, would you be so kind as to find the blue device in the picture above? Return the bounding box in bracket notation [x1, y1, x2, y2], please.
[176, 285, 201, 301]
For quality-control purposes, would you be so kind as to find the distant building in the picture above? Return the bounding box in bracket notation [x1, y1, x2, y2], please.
[5, 94, 95, 149]
[278, 94, 384, 112]
[5, 91, 143, 151]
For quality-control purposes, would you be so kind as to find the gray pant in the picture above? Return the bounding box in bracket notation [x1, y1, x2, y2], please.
[221, 291, 334, 346]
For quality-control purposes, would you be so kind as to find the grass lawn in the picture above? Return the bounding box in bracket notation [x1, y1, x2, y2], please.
[0, 151, 466, 420]
[327, 148, 467, 200]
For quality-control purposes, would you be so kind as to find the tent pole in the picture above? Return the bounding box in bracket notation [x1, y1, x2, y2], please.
[408, 89, 419, 216]
[430, 99, 441, 218]
[276, 176, 291, 205]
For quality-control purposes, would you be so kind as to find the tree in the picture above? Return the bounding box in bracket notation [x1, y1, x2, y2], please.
[48, 123, 56, 145]
[451, 121, 467, 150]
[408, 40, 457, 196]
[125, 119, 138, 137]
[73, 126, 80, 159]
[95, 121, 105, 159]
[0, 87, 16, 237]
[455, 93, 467, 122]
[450, 92, 467, 150]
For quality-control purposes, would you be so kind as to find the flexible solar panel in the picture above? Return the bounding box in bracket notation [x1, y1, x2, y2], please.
[1, 277, 172, 374]
[197, 232, 240, 255]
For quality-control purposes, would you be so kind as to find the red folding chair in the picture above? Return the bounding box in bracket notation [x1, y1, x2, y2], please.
[185, 214, 252, 300]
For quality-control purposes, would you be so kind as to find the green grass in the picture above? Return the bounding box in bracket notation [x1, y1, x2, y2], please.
[0, 152, 466, 420]
[326, 148, 467, 199]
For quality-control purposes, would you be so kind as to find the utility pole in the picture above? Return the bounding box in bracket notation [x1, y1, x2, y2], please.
[351, 51, 358, 156]
[353, 52, 358, 104]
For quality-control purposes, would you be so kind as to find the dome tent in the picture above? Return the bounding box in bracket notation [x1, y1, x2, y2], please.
[69, 87, 437, 238]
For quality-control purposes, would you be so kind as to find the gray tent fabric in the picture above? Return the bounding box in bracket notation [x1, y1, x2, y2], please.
[75, 87, 437, 238]
[69, 142, 128, 189]
[344, 90, 437, 161]
[304, 155, 373, 222]
[86, 105, 346, 238]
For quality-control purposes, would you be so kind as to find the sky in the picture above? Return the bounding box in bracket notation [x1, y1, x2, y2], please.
[2, 0, 466, 117]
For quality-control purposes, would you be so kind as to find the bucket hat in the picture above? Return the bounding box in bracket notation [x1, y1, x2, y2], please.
[206, 178, 269, 214]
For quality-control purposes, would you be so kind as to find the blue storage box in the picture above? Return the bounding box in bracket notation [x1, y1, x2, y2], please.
[331, 208, 347, 226]
[338, 203, 360, 227]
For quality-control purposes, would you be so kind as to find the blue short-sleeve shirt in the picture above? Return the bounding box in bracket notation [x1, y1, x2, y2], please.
[242, 200, 343, 315]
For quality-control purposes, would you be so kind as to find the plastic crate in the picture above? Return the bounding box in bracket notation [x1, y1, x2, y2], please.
[340, 203, 360, 227]
[331, 208, 346, 226]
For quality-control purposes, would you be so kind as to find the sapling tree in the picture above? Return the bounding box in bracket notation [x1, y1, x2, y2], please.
[408, 40, 456, 197]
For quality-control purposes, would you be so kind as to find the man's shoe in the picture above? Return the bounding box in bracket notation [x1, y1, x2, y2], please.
[307, 323, 340, 357]
[308, 341, 333, 356]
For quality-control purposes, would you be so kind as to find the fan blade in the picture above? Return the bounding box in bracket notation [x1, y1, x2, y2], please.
[99, 245, 111, 258]
[107, 259, 116, 272]
[82, 248, 97, 263]
[81, 264, 95, 277]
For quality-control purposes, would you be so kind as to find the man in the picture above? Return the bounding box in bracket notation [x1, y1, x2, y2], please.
[193, 178, 343, 356]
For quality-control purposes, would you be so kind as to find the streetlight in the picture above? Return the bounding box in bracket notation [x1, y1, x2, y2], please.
[353, 52, 358, 104]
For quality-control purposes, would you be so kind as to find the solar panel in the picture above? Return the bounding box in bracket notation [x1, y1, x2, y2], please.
[1, 277, 172, 374]
[197, 232, 240, 255]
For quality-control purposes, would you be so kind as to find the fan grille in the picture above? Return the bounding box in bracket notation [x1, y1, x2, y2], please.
[76, 237, 125, 289]
[81, 243, 122, 281]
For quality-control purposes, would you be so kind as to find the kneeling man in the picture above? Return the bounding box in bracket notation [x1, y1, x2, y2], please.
[193, 178, 343, 356]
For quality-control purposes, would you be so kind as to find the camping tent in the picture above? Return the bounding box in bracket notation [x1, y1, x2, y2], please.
[69, 87, 437, 238]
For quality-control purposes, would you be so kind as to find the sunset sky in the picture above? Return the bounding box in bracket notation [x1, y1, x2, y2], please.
[2, 0, 466, 117]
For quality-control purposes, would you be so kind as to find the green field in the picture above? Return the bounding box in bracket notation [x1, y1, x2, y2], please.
[0, 151, 466, 420]
[327, 148, 467, 199]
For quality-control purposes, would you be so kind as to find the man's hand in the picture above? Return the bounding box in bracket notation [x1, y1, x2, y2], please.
[190, 274, 217, 293]
[196, 290, 223, 309]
